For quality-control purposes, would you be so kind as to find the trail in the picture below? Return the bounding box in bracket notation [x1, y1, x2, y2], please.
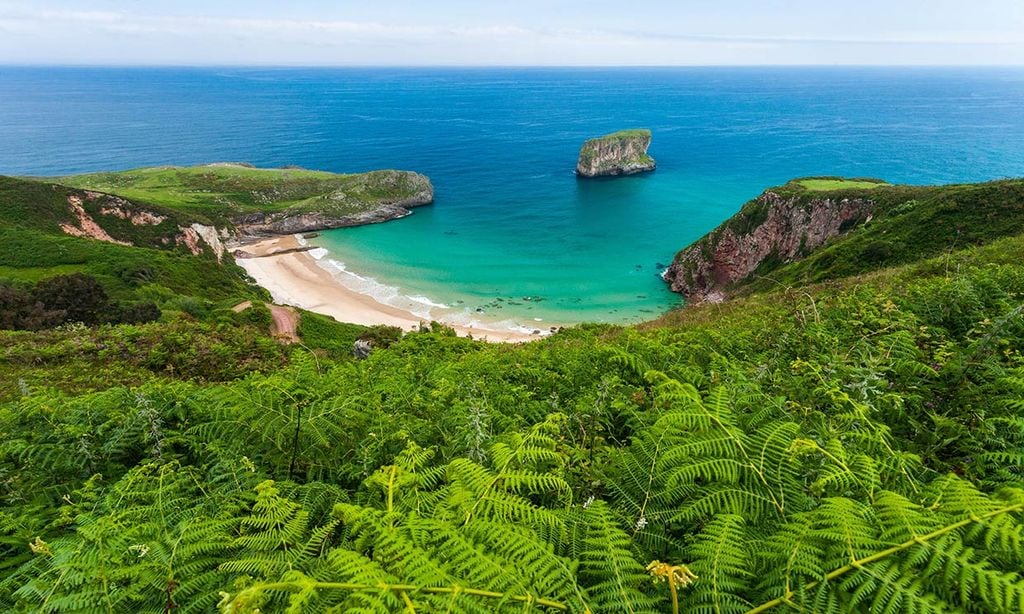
[268, 304, 300, 344]
[231, 301, 300, 344]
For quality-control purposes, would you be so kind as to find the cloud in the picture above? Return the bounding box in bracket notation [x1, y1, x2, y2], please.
[624, 29, 1024, 47]
[0, 7, 537, 43]
[0, 3, 1019, 64]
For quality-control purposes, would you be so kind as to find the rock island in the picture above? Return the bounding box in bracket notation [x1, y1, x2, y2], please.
[576, 129, 656, 177]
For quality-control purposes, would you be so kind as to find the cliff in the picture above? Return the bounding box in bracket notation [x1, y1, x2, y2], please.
[60, 165, 434, 238]
[231, 170, 434, 235]
[663, 177, 1024, 304]
[576, 129, 656, 177]
[663, 179, 881, 303]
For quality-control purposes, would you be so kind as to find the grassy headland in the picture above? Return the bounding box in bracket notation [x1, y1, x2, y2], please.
[60, 164, 433, 229]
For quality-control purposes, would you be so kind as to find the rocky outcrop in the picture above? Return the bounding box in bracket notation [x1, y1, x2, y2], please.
[232, 171, 434, 236]
[58, 190, 228, 260]
[60, 195, 131, 246]
[576, 129, 656, 177]
[175, 223, 229, 261]
[663, 191, 876, 303]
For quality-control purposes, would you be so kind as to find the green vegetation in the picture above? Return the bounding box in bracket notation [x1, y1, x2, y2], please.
[0, 172, 1022, 612]
[0, 175, 262, 333]
[796, 177, 889, 191]
[59, 164, 432, 225]
[677, 177, 1024, 301]
[595, 128, 652, 140]
[756, 178, 1024, 291]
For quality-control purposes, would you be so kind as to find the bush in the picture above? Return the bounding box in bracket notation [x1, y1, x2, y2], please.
[0, 283, 64, 330]
[117, 302, 162, 325]
[31, 273, 110, 325]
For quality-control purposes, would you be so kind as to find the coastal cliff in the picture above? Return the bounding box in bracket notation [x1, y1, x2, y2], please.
[231, 170, 434, 235]
[663, 180, 879, 303]
[59, 165, 434, 239]
[663, 177, 1024, 305]
[576, 129, 656, 177]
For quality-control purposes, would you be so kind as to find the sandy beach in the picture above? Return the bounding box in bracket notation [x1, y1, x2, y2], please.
[234, 235, 541, 343]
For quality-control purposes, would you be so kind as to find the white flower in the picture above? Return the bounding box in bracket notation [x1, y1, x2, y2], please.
[128, 544, 150, 558]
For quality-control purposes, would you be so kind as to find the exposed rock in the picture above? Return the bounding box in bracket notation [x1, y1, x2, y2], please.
[188, 223, 227, 262]
[353, 339, 374, 359]
[175, 227, 204, 255]
[96, 193, 168, 225]
[663, 190, 876, 303]
[576, 129, 656, 178]
[233, 171, 434, 236]
[60, 195, 131, 246]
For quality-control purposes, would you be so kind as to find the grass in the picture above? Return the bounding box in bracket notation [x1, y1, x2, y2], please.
[758, 179, 1024, 289]
[584, 129, 652, 145]
[58, 164, 431, 225]
[797, 178, 888, 191]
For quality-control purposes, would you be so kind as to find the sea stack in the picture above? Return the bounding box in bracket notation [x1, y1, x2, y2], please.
[576, 129, 656, 177]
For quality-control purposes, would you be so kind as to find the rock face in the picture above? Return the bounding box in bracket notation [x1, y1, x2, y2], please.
[576, 129, 656, 177]
[57, 189, 229, 260]
[663, 190, 876, 303]
[232, 171, 434, 236]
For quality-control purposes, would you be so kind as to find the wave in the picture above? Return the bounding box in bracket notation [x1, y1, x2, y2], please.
[300, 237, 555, 337]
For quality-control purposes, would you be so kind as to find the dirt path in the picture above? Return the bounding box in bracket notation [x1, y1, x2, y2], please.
[268, 304, 300, 344]
[231, 301, 300, 344]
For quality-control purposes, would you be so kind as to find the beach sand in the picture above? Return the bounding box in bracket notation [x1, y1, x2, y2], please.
[234, 235, 541, 343]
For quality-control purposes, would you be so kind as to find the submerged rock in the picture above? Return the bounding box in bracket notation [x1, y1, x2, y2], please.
[576, 129, 656, 178]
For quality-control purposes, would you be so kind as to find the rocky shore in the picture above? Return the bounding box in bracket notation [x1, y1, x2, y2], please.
[232, 170, 434, 237]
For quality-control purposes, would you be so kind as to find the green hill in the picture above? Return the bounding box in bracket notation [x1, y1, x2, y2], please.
[664, 176, 1024, 302]
[59, 164, 434, 233]
[0, 176, 255, 309]
[0, 173, 1022, 612]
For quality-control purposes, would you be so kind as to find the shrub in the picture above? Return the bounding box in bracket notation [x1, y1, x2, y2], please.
[117, 301, 162, 324]
[31, 273, 110, 325]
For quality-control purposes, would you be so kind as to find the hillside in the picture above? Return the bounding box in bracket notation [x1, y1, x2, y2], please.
[0, 174, 1022, 612]
[0, 175, 255, 310]
[664, 176, 1024, 302]
[59, 164, 434, 235]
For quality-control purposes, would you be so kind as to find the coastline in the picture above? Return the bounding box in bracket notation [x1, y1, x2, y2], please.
[234, 235, 545, 343]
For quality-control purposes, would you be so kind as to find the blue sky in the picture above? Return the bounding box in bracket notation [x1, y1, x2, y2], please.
[0, 0, 1022, 65]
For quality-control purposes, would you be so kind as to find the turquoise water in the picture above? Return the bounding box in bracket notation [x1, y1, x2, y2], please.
[2, 67, 1024, 329]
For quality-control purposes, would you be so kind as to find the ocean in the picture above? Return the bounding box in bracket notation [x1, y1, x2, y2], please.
[2, 66, 1024, 329]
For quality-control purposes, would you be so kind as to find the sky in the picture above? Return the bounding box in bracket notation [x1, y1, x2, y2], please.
[0, 0, 1022, 66]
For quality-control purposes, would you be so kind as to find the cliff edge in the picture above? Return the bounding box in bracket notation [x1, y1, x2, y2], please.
[576, 129, 656, 177]
[60, 165, 434, 238]
[663, 178, 884, 303]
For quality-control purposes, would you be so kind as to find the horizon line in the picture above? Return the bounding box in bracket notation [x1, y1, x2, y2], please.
[3, 62, 1024, 69]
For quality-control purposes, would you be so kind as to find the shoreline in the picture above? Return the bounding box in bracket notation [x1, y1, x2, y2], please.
[234, 235, 546, 343]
